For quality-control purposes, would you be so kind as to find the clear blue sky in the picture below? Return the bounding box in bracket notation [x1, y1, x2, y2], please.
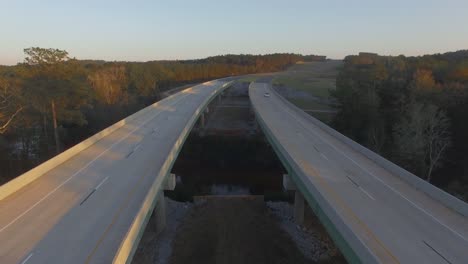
[1, 0, 467, 65]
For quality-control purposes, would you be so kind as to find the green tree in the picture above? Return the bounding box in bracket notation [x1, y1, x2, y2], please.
[88, 64, 129, 105]
[411, 69, 436, 91]
[24, 47, 90, 153]
[332, 56, 388, 151]
[128, 63, 158, 98]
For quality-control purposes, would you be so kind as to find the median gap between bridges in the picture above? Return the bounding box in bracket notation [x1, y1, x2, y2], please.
[132, 80, 347, 264]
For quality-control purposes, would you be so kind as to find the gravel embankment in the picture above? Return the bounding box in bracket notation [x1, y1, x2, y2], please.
[134, 198, 345, 264]
[266, 201, 344, 262]
[132, 199, 192, 264]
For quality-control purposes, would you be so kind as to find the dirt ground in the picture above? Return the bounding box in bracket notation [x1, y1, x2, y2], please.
[169, 196, 311, 264]
[202, 81, 256, 136]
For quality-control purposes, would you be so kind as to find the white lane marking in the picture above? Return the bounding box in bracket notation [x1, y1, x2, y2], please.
[21, 253, 33, 264]
[345, 175, 359, 187]
[133, 144, 141, 152]
[95, 176, 109, 190]
[0, 94, 189, 233]
[359, 187, 376, 201]
[320, 153, 329, 161]
[312, 145, 320, 152]
[274, 93, 468, 243]
[422, 240, 452, 264]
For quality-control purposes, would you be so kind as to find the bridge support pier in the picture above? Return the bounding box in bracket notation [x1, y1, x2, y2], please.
[200, 107, 210, 128]
[153, 191, 167, 235]
[294, 192, 305, 225]
[283, 174, 305, 225]
[152, 173, 176, 235]
[253, 117, 259, 132]
[200, 113, 205, 128]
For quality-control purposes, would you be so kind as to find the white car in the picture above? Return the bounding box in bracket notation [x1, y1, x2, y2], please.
[264, 92, 270, 97]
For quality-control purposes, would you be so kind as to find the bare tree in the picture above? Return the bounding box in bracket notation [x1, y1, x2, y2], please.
[393, 103, 451, 182]
[0, 76, 23, 134]
[426, 106, 451, 181]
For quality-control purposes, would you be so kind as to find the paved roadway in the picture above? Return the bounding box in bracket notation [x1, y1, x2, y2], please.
[250, 82, 468, 263]
[0, 81, 227, 264]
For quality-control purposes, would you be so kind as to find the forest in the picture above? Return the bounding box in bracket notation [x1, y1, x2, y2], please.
[332, 50, 468, 200]
[0, 48, 314, 184]
[2, 48, 467, 201]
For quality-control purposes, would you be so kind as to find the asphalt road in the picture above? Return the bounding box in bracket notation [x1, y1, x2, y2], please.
[250, 82, 468, 263]
[0, 80, 227, 264]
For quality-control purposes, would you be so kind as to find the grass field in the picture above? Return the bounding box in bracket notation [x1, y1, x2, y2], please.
[286, 98, 333, 110]
[273, 76, 335, 98]
[238, 75, 260, 83]
[272, 61, 342, 123]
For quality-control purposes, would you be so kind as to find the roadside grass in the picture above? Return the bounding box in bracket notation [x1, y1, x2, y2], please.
[286, 97, 333, 110]
[272, 61, 342, 124]
[281, 96, 335, 124]
[286, 61, 321, 72]
[306, 111, 335, 124]
[238, 75, 260, 83]
[273, 76, 335, 98]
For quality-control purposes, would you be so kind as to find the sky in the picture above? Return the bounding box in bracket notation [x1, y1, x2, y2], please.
[1, 0, 467, 65]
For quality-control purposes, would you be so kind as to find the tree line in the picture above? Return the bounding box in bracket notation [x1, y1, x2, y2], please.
[0, 48, 324, 184]
[332, 51, 468, 200]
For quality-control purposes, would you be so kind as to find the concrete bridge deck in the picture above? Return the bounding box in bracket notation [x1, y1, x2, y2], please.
[0, 80, 230, 264]
[250, 81, 468, 264]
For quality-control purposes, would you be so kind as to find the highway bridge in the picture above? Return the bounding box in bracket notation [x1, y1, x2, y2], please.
[0, 77, 467, 264]
[0, 80, 230, 264]
[250, 81, 468, 263]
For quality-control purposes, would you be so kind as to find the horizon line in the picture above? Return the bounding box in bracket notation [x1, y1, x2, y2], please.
[2, 49, 467, 66]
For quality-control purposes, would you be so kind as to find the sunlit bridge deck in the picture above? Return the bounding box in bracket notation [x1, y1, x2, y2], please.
[0, 80, 230, 264]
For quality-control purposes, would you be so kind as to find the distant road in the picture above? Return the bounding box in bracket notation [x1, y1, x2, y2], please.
[0, 80, 228, 264]
[250, 81, 468, 263]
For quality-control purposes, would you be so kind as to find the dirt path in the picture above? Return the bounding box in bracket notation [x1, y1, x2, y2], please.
[169, 196, 311, 264]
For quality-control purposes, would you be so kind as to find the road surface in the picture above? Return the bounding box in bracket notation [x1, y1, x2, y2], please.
[250, 81, 468, 263]
[0, 81, 227, 264]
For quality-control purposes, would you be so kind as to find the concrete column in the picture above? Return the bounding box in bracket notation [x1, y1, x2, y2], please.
[282, 174, 296, 190]
[205, 106, 209, 114]
[283, 174, 305, 225]
[152, 173, 176, 235]
[294, 191, 305, 225]
[200, 113, 205, 128]
[253, 116, 259, 132]
[165, 173, 176, 190]
[153, 191, 166, 235]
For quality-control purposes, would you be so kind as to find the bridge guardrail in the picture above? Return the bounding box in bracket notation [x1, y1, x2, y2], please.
[270, 84, 468, 217]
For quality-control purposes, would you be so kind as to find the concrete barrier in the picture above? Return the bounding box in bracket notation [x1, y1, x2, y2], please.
[113, 81, 232, 264]
[270, 85, 468, 217]
[0, 91, 182, 201]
